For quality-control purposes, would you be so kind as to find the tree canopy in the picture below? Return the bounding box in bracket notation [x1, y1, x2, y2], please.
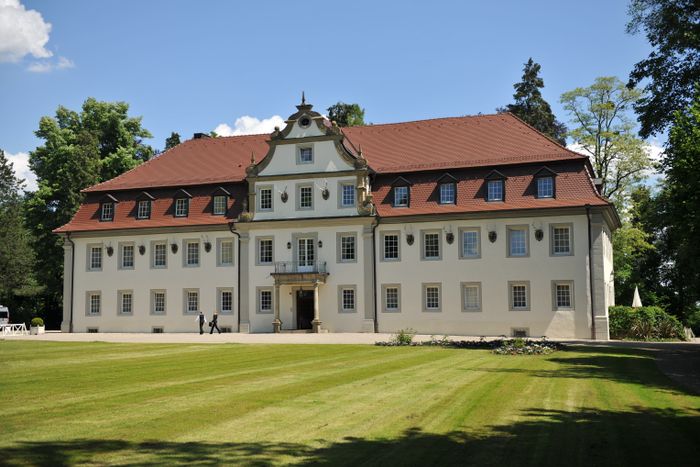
[499, 58, 567, 145]
[165, 132, 181, 150]
[627, 0, 700, 137]
[326, 102, 365, 127]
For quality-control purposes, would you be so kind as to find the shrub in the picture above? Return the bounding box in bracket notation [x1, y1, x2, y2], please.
[609, 305, 685, 341]
[30, 317, 44, 327]
[390, 328, 416, 346]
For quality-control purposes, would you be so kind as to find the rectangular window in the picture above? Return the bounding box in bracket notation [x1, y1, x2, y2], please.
[339, 286, 356, 312]
[341, 184, 355, 207]
[257, 238, 273, 265]
[298, 147, 313, 164]
[507, 226, 529, 257]
[382, 232, 400, 261]
[552, 281, 574, 310]
[185, 289, 199, 313]
[537, 177, 554, 198]
[423, 284, 441, 312]
[394, 186, 409, 207]
[152, 242, 167, 268]
[213, 195, 227, 215]
[422, 231, 441, 260]
[120, 244, 134, 269]
[509, 281, 530, 311]
[339, 234, 356, 262]
[439, 183, 456, 204]
[461, 282, 481, 312]
[258, 288, 272, 313]
[259, 187, 273, 211]
[101, 202, 114, 221]
[151, 290, 166, 315]
[119, 291, 133, 315]
[460, 228, 480, 258]
[219, 239, 234, 266]
[298, 185, 313, 209]
[174, 198, 189, 217]
[219, 288, 233, 314]
[88, 292, 101, 315]
[137, 200, 151, 219]
[551, 224, 572, 256]
[382, 285, 400, 312]
[89, 246, 102, 271]
[185, 241, 199, 266]
[487, 180, 503, 201]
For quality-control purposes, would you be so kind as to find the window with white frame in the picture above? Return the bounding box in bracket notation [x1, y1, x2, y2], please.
[151, 290, 166, 315]
[510, 282, 529, 310]
[219, 239, 234, 266]
[439, 183, 456, 204]
[299, 147, 313, 164]
[185, 289, 199, 313]
[487, 180, 504, 201]
[537, 176, 554, 198]
[341, 184, 355, 207]
[340, 235, 356, 262]
[551, 225, 572, 255]
[422, 232, 441, 260]
[89, 246, 102, 271]
[394, 186, 409, 207]
[460, 228, 480, 258]
[424, 284, 441, 311]
[258, 289, 272, 313]
[137, 200, 151, 219]
[340, 287, 356, 312]
[119, 291, 133, 314]
[101, 202, 114, 221]
[258, 238, 273, 264]
[508, 226, 528, 257]
[553, 281, 573, 310]
[88, 292, 101, 315]
[382, 233, 399, 260]
[186, 241, 199, 266]
[153, 242, 167, 268]
[174, 198, 188, 217]
[213, 195, 227, 215]
[462, 283, 481, 311]
[259, 188, 273, 211]
[299, 185, 313, 209]
[219, 289, 233, 313]
[120, 244, 134, 269]
[384, 286, 400, 312]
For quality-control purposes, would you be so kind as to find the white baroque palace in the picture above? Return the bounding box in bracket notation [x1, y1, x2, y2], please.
[56, 99, 618, 338]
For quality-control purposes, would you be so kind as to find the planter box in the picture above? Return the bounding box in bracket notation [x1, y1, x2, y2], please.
[30, 325, 45, 335]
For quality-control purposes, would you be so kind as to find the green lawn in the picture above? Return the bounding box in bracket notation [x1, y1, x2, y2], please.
[1, 341, 698, 466]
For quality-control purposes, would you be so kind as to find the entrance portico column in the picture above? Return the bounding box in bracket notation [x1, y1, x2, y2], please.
[312, 281, 322, 333]
[272, 283, 282, 333]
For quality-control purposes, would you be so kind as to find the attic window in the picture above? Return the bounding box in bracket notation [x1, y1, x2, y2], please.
[174, 198, 189, 217]
[394, 186, 409, 207]
[487, 180, 504, 201]
[213, 195, 227, 215]
[100, 202, 114, 221]
[537, 177, 554, 198]
[137, 200, 151, 219]
[439, 183, 456, 204]
[299, 116, 311, 128]
[298, 146, 313, 164]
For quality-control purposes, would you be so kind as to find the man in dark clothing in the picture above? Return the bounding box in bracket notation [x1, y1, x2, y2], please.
[210, 312, 221, 334]
[196, 311, 207, 335]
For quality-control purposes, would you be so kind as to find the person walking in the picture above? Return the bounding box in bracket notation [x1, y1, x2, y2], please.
[196, 311, 207, 335]
[209, 312, 221, 334]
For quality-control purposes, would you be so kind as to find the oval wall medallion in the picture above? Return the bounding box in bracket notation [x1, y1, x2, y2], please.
[406, 234, 414, 246]
[322, 188, 330, 200]
[106, 246, 114, 257]
[204, 242, 212, 253]
[171, 243, 178, 254]
[446, 232, 454, 244]
[281, 191, 288, 203]
[138, 245, 146, 255]
[488, 231, 497, 243]
[535, 229, 544, 241]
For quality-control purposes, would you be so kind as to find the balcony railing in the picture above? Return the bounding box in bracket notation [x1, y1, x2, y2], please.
[273, 261, 328, 274]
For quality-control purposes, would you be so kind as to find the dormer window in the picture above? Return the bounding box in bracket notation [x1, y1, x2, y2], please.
[394, 186, 409, 207]
[298, 146, 313, 164]
[101, 202, 114, 221]
[213, 195, 227, 215]
[175, 198, 189, 217]
[439, 183, 455, 204]
[534, 167, 557, 199]
[485, 170, 506, 202]
[137, 200, 151, 219]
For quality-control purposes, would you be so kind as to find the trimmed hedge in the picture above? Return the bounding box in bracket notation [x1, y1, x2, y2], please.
[609, 306, 686, 341]
[30, 317, 44, 327]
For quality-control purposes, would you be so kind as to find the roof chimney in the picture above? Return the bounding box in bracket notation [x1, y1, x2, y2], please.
[193, 132, 210, 139]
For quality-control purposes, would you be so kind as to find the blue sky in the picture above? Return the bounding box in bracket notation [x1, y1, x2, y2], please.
[1, 0, 656, 189]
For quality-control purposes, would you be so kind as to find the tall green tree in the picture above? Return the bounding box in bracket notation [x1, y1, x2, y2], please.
[0, 149, 40, 323]
[627, 0, 700, 137]
[560, 77, 653, 207]
[326, 102, 365, 127]
[165, 132, 181, 150]
[25, 98, 153, 327]
[499, 58, 567, 145]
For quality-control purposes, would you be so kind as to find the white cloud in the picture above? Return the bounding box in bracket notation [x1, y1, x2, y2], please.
[5, 151, 37, 192]
[0, 0, 52, 63]
[214, 115, 285, 136]
[27, 55, 74, 73]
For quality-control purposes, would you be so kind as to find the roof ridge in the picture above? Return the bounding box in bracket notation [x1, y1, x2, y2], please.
[502, 112, 587, 160]
[343, 112, 507, 130]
